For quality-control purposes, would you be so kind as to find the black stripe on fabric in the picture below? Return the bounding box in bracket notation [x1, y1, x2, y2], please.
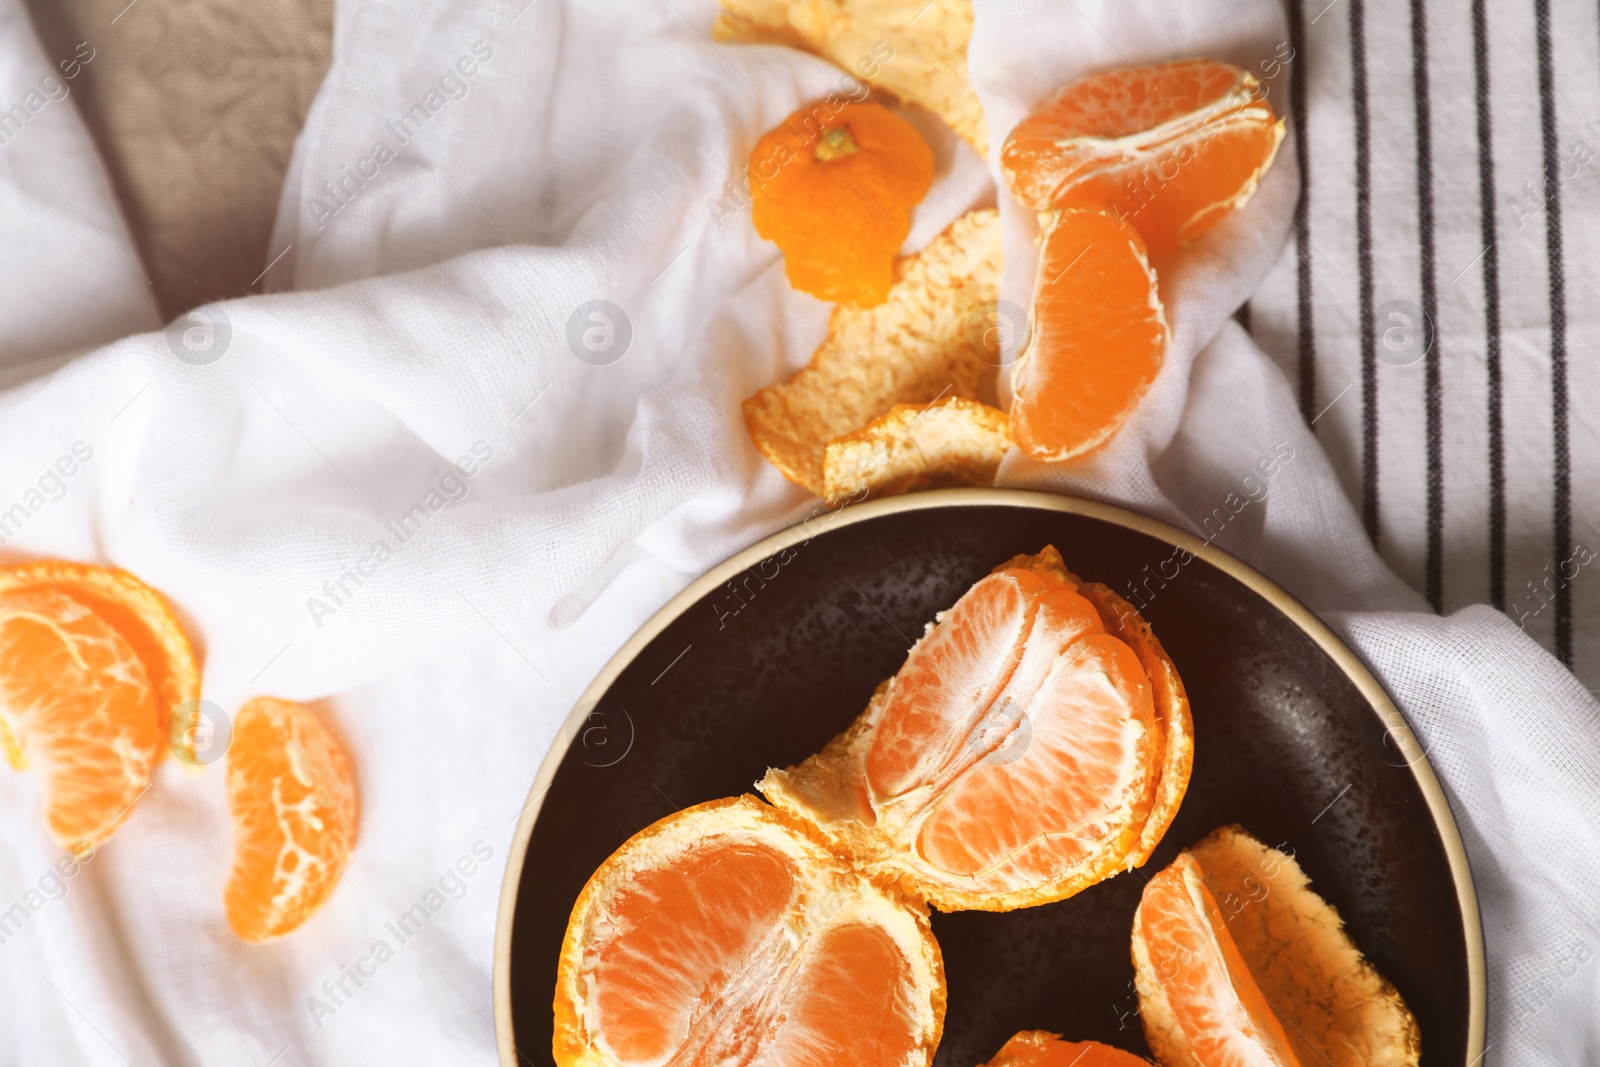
[1471, 0, 1506, 611]
[1352, 0, 1379, 544]
[1236, 300, 1252, 333]
[1288, 0, 1316, 424]
[1534, 0, 1573, 664]
[1411, 0, 1443, 611]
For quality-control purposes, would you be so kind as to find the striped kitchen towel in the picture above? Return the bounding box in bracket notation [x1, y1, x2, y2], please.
[1249, 0, 1600, 691]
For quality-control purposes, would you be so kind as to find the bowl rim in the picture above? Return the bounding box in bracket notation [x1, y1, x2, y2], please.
[491, 487, 1486, 1066]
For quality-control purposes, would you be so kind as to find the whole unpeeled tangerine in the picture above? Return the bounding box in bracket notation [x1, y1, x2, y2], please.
[750, 101, 934, 307]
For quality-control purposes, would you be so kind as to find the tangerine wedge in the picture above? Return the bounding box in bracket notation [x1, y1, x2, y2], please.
[980, 1031, 1154, 1067]
[0, 561, 199, 849]
[1009, 205, 1167, 463]
[759, 546, 1191, 911]
[225, 697, 358, 942]
[1001, 59, 1284, 257]
[1133, 827, 1420, 1067]
[553, 796, 944, 1067]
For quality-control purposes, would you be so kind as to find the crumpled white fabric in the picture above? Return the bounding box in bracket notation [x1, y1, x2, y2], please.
[0, 0, 1594, 1063]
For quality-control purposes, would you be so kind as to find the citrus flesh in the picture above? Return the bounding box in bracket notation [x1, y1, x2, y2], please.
[0, 585, 165, 850]
[1001, 59, 1284, 257]
[0, 560, 199, 773]
[225, 697, 357, 942]
[1135, 827, 1422, 1067]
[760, 547, 1190, 911]
[553, 796, 944, 1067]
[1135, 852, 1303, 1067]
[980, 1030, 1155, 1066]
[1009, 205, 1166, 463]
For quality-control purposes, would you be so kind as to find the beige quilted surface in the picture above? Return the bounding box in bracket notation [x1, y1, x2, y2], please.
[22, 0, 330, 318]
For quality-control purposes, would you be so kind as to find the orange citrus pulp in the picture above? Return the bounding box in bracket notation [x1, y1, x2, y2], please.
[553, 796, 944, 1067]
[225, 696, 357, 942]
[1008, 204, 1166, 463]
[760, 546, 1192, 911]
[0, 561, 199, 849]
[1001, 58, 1284, 257]
[981, 1030, 1155, 1066]
[1136, 850, 1303, 1065]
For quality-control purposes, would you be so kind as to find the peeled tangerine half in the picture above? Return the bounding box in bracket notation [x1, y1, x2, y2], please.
[980, 1031, 1153, 1066]
[1133, 826, 1421, 1067]
[1001, 59, 1284, 257]
[553, 796, 944, 1067]
[760, 546, 1192, 912]
[1009, 205, 1167, 464]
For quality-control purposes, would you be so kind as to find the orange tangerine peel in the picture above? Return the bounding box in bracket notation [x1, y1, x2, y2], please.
[822, 396, 1010, 507]
[744, 208, 1003, 494]
[715, 0, 987, 154]
[750, 100, 934, 307]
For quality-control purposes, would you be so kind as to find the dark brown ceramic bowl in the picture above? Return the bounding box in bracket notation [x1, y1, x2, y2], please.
[493, 489, 1485, 1066]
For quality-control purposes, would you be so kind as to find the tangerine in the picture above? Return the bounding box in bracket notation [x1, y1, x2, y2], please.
[750, 101, 934, 306]
[225, 697, 357, 942]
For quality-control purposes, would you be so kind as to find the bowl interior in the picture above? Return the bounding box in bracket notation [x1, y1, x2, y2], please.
[504, 498, 1472, 1065]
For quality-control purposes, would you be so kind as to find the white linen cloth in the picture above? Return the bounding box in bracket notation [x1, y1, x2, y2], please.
[0, 0, 1595, 1063]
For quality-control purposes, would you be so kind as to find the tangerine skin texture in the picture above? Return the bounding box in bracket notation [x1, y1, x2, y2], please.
[750, 101, 934, 307]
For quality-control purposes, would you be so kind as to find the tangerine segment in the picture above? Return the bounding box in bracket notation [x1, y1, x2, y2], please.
[750, 101, 934, 307]
[914, 632, 1156, 884]
[864, 568, 1048, 799]
[1068, 116, 1284, 257]
[981, 1030, 1155, 1066]
[1161, 828, 1422, 1067]
[1010, 205, 1166, 463]
[754, 923, 918, 1067]
[554, 796, 944, 1067]
[1071, 580, 1193, 867]
[225, 697, 357, 943]
[0, 587, 164, 850]
[1001, 59, 1283, 256]
[592, 844, 797, 1064]
[1134, 853, 1302, 1067]
[0, 560, 199, 766]
[761, 547, 1174, 912]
